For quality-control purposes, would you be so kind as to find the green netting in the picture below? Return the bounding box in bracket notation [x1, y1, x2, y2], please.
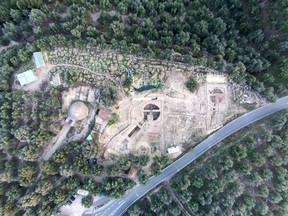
[133, 85, 157, 92]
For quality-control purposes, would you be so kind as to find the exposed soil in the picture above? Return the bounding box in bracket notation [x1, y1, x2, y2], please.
[101, 72, 245, 159]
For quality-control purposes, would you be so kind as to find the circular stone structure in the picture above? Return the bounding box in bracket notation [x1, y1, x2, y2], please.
[68, 101, 89, 121]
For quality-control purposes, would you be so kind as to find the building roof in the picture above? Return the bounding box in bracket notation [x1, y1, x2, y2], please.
[68, 101, 89, 121]
[33, 52, 45, 68]
[98, 108, 112, 121]
[77, 189, 89, 196]
[167, 146, 180, 154]
[128, 166, 138, 179]
[86, 134, 93, 141]
[16, 70, 38, 86]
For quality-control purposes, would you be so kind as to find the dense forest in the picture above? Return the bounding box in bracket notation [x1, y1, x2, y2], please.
[125, 110, 288, 216]
[1, 0, 288, 215]
[0, 0, 288, 97]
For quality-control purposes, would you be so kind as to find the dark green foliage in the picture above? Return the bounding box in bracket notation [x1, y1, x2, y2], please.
[107, 112, 120, 126]
[42, 161, 58, 176]
[0, 0, 288, 215]
[138, 172, 149, 185]
[66, 69, 80, 86]
[151, 155, 170, 175]
[100, 87, 119, 107]
[0, 0, 285, 97]
[125, 202, 144, 216]
[139, 155, 149, 167]
[129, 111, 288, 215]
[185, 76, 199, 93]
[158, 189, 172, 205]
[92, 164, 105, 176]
[19, 161, 37, 187]
[123, 76, 132, 88]
[6, 183, 25, 201]
[230, 145, 247, 161]
[101, 177, 134, 198]
[81, 195, 93, 208]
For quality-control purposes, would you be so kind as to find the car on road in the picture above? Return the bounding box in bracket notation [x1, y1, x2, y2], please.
[93, 158, 97, 164]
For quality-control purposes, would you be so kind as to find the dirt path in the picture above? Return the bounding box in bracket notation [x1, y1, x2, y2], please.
[117, 77, 127, 99]
[42, 124, 71, 161]
[0, 41, 19, 53]
[33, 63, 103, 161]
[15, 63, 108, 92]
[163, 182, 191, 216]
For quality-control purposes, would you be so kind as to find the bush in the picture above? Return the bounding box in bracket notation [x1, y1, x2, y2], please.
[186, 76, 199, 93]
[81, 195, 93, 208]
[107, 113, 120, 126]
[0, 38, 10, 46]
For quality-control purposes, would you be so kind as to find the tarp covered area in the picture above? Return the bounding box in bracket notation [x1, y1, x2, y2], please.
[33, 52, 45, 68]
[86, 134, 93, 141]
[16, 70, 38, 86]
[133, 84, 157, 92]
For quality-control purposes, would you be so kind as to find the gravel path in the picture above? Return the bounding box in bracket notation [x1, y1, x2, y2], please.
[42, 124, 71, 161]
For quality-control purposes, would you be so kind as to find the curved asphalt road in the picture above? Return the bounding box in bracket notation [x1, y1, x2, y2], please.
[84, 96, 288, 216]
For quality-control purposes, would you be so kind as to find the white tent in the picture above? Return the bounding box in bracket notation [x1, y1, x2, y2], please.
[77, 189, 89, 196]
[16, 70, 37, 86]
[167, 146, 180, 154]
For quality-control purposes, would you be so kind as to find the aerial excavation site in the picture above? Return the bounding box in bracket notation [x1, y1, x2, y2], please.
[1, 1, 287, 216]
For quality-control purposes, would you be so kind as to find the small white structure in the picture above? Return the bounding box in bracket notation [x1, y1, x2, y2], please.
[77, 189, 89, 196]
[167, 146, 180, 154]
[16, 70, 38, 86]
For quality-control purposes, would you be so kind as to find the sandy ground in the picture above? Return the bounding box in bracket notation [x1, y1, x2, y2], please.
[14, 65, 53, 91]
[60, 195, 106, 216]
[60, 197, 90, 216]
[102, 72, 244, 158]
[91, 10, 116, 22]
[206, 74, 227, 83]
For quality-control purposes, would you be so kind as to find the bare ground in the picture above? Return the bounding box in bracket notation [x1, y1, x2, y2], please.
[101, 72, 245, 159]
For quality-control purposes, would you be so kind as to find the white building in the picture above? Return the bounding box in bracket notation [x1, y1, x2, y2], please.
[33, 52, 46, 68]
[77, 189, 89, 196]
[16, 70, 38, 86]
[167, 146, 180, 154]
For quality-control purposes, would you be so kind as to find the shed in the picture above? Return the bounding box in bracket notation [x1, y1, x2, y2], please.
[167, 146, 180, 154]
[16, 70, 38, 86]
[33, 52, 46, 68]
[128, 166, 138, 180]
[96, 108, 112, 126]
[98, 108, 112, 121]
[77, 189, 89, 196]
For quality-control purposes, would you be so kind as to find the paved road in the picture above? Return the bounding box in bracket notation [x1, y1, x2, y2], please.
[83, 96, 288, 216]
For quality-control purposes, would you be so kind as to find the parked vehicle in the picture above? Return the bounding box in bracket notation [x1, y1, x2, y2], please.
[87, 159, 91, 164]
[72, 192, 78, 198]
[70, 196, 75, 201]
[93, 158, 97, 164]
[67, 200, 72, 205]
